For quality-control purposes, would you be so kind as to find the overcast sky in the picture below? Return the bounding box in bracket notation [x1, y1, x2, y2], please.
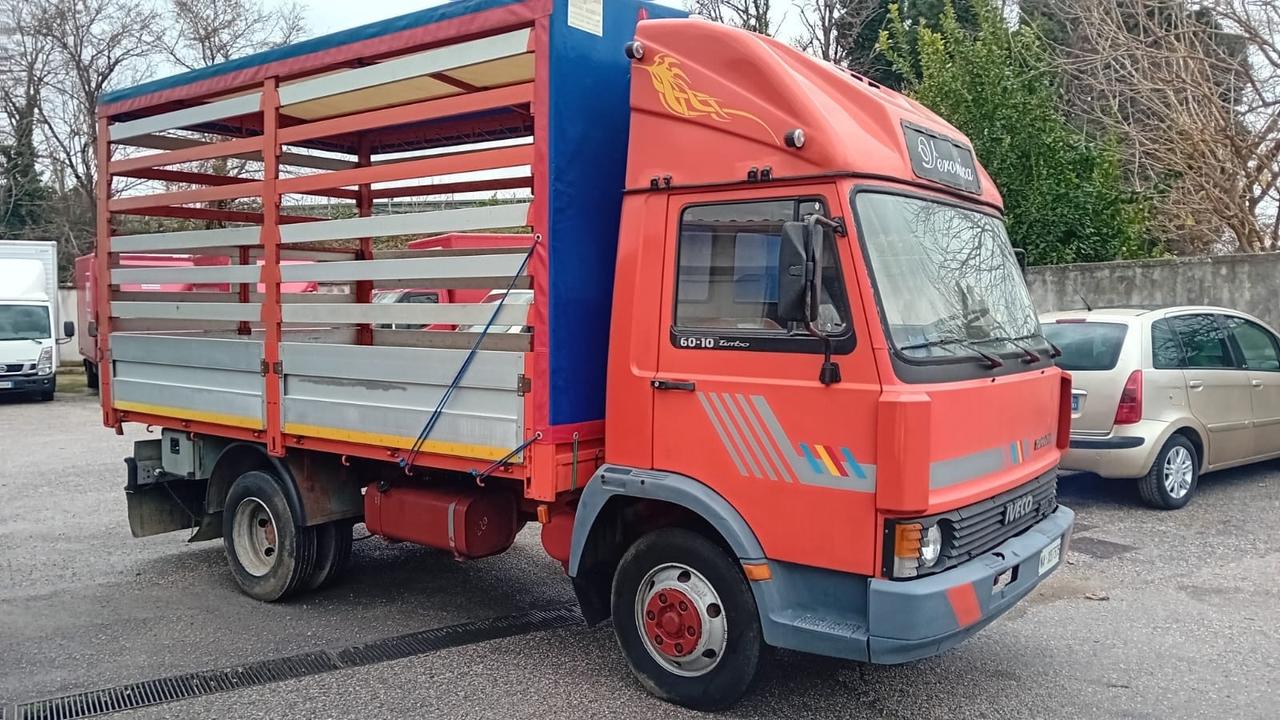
[299, 0, 683, 35]
[288, 1, 803, 42]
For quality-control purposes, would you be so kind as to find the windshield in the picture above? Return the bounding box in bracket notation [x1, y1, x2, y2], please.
[0, 305, 51, 341]
[855, 192, 1041, 361]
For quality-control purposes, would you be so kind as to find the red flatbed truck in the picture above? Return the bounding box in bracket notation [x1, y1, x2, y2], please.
[94, 0, 1074, 708]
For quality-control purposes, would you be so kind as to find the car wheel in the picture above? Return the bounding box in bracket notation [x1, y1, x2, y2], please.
[611, 528, 762, 711]
[222, 470, 316, 601]
[1137, 435, 1199, 510]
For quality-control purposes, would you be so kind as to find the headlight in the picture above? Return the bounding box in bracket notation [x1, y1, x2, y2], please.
[888, 521, 944, 578]
[37, 347, 53, 375]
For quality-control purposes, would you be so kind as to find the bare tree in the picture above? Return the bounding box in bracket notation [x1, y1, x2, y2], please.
[161, 0, 307, 224]
[1038, 0, 1280, 254]
[689, 0, 779, 36]
[165, 0, 306, 70]
[16, 0, 162, 258]
[792, 0, 880, 66]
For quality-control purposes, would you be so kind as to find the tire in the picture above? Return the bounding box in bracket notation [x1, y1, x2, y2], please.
[1137, 434, 1199, 510]
[611, 528, 762, 711]
[303, 520, 354, 591]
[222, 470, 317, 601]
[85, 361, 99, 392]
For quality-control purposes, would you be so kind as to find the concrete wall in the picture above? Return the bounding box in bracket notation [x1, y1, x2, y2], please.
[1024, 252, 1280, 329]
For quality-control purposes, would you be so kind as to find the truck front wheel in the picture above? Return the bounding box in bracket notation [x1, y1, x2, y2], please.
[611, 527, 762, 711]
[222, 470, 316, 601]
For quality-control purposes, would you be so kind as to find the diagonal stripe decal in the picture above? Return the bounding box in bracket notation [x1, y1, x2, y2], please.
[696, 391, 746, 476]
[709, 392, 762, 478]
[750, 395, 876, 493]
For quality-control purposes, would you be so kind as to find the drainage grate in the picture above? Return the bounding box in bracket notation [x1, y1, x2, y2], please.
[14, 604, 583, 720]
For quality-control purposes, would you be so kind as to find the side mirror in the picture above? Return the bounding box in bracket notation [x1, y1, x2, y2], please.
[1012, 247, 1027, 272]
[64, 320, 76, 338]
[777, 221, 815, 324]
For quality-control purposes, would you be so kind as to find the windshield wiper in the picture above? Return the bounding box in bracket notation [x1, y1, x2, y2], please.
[977, 334, 1042, 364]
[899, 336, 1004, 369]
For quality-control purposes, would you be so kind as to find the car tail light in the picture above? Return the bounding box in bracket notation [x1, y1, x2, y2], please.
[1114, 370, 1143, 425]
[1055, 318, 1087, 323]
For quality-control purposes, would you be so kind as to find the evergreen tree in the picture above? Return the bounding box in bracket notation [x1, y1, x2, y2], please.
[0, 102, 51, 238]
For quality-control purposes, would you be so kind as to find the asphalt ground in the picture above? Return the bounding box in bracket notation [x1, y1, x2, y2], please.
[2, 387, 1277, 718]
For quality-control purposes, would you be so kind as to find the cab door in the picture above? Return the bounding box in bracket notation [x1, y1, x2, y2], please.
[1168, 313, 1253, 465]
[649, 186, 881, 575]
[1222, 315, 1280, 457]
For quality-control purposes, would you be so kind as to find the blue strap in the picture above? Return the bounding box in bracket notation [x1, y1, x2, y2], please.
[402, 239, 538, 471]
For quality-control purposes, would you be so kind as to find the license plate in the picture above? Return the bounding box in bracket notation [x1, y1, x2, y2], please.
[0, 381, 12, 389]
[1039, 538, 1062, 576]
[1071, 395, 1081, 412]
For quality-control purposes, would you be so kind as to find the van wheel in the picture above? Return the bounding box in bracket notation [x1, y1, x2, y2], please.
[85, 361, 99, 391]
[304, 520, 354, 591]
[223, 470, 316, 601]
[1138, 435, 1199, 510]
[611, 528, 762, 711]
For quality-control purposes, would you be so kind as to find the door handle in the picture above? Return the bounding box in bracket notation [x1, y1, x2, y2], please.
[652, 378, 696, 392]
[1188, 380, 1204, 389]
[1253, 379, 1264, 388]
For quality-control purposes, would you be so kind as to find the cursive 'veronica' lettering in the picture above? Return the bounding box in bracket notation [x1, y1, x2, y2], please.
[917, 136, 975, 183]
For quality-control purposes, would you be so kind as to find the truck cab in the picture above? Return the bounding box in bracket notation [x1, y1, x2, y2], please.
[1, 243, 67, 401]
[573, 19, 1074, 702]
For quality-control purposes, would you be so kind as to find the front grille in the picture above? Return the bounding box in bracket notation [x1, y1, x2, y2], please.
[1, 363, 26, 374]
[939, 471, 1058, 569]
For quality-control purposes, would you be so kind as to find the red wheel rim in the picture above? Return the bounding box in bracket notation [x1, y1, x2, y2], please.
[642, 588, 703, 658]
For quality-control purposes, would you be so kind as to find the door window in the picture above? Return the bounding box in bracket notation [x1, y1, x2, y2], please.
[1225, 317, 1280, 371]
[674, 198, 850, 342]
[1169, 314, 1234, 369]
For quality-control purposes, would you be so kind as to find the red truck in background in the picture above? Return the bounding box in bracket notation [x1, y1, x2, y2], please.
[75, 253, 320, 389]
[375, 232, 534, 328]
[90, 0, 1074, 709]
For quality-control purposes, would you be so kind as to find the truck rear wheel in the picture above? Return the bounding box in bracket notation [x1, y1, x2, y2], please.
[222, 470, 316, 601]
[611, 528, 762, 711]
[303, 520, 354, 591]
[84, 361, 99, 391]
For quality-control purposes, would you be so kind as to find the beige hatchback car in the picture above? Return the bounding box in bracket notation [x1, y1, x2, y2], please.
[1041, 306, 1280, 509]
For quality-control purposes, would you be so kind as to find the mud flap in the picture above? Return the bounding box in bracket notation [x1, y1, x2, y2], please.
[124, 453, 208, 539]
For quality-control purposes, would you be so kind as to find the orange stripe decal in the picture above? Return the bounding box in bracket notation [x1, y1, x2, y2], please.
[945, 583, 983, 628]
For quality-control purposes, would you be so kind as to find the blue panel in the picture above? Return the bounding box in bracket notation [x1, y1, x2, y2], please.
[101, 0, 522, 105]
[546, 0, 685, 426]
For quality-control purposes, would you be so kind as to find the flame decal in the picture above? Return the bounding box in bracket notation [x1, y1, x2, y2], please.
[640, 53, 780, 145]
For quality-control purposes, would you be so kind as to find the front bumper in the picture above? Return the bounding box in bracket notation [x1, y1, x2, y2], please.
[750, 505, 1075, 663]
[0, 374, 54, 394]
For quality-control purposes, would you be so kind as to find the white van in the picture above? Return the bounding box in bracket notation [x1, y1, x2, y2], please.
[0, 241, 72, 401]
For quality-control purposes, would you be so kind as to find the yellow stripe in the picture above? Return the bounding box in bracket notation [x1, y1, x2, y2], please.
[813, 444, 841, 476]
[283, 423, 516, 462]
[114, 400, 264, 430]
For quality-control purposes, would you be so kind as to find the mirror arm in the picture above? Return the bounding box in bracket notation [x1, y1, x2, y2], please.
[802, 214, 842, 386]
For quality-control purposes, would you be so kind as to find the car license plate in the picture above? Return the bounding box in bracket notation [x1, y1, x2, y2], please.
[0, 381, 12, 389]
[1038, 538, 1062, 576]
[1071, 395, 1080, 412]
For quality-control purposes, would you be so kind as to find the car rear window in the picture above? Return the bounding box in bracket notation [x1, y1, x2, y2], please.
[1041, 321, 1129, 371]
